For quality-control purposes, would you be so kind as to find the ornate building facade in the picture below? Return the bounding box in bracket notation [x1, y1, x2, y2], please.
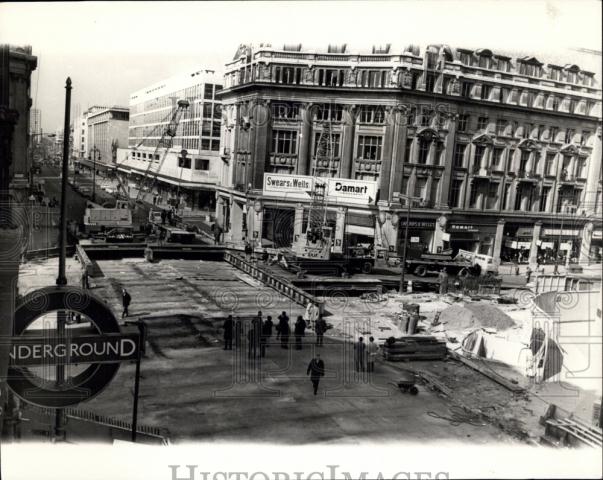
[217, 43, 602, 265]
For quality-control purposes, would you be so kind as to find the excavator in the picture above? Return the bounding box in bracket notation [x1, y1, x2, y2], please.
[83, 100, 190, 240]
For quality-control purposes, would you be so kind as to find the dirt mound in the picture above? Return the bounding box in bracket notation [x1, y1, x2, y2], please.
[439, 303, 516, 331]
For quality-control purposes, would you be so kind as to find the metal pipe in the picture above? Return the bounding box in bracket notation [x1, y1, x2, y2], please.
[399, 198, 410, 293]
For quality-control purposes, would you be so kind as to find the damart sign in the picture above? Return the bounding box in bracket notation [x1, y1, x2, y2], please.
[263, 173, 377, 205]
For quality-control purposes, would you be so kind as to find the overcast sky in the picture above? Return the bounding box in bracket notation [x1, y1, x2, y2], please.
[1, 1, 601, 132]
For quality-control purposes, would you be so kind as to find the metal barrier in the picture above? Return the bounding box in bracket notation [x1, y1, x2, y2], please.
[223, 251, 323, 312]
[534, 274, 601, 294]
[32, 405, 170, 444]
[23, 245, 76, 261]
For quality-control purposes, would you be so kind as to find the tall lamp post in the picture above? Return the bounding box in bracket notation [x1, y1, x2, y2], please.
[89, 145, 100, 202]
[398, 193, 422, 293]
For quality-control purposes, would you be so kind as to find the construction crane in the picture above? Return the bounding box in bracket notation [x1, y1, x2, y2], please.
[113, 99, 190, 209]
[290, 114, 336, 260]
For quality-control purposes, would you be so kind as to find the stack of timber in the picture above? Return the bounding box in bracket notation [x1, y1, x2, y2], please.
[382, 335, 447, 362]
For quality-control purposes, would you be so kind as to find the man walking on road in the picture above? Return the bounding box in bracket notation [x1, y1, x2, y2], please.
[121, 288, 131, 318]
[438, 268, 449, 295]
[307, 353, 325, 396]
[223, 315, 234, 350]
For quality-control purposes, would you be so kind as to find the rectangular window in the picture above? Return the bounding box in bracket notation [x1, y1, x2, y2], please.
[211, 140, 220, 151]
[474, 145, 485, 166]
[202, 120, 212, 136]
[565, 128, 575, 144]
[195, 158, 210, 170]
[519, 150, 530, 173]
[486, 182, 499, 210]
[359, 106, 385, 124]
[356, 135, 382, 160]
[271, 130, 298, 154]
[577, 158, 587, 178]
[492, 148, 504, 168]
[502, 183, 511, 210]
[477, 116, 488, 130]
[481, 84, 492, 100]
[458, 114, 469, 132]
[404, 138, 413, 162]
[581, 130, 590, 146]
[201, 139, 211, 150]
[539, 186, 551, 212]
[469, 185, 479, 208]
[417, 139, 430, 164]
[178, 156, 191, 169]
[204, 84, 214, 98]
[453, 143, 466, 167]
[315, 104, 343, 122]
[545, 153, 556, 175]
[461, 82, 473, 98]
[450, 179, 463, 208]
[203, 103, 212, 118]
[271, 102, 299, 120]
[212, 121, 221, 137]
[550, 127, 559, 142]
[496, 119, 507, 136]
[213, 104, 222, 120]
[401, 176, 409, 196]
[414, 178, 427, 198]
[313, 132, 341, 157]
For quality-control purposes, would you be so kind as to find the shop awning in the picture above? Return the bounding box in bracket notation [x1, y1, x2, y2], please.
[346, 225, 374, 236]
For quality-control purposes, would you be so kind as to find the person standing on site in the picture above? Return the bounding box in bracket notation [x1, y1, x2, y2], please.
[278, 311, 290, 349]
[260, 315, 273, 357]
[315, 316, 327, 346]
[354, 337, 366, 372]
[294, 315, 306, 350]
[438, 268, 449, 295]
[223, 315, 234, 351]
[121, 288, 131, 318]
[161, 209, 167, 226]
[367, 336, 379, 373]
[307, 353, 325, 396]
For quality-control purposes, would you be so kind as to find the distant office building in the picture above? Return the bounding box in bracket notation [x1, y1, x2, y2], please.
[86, 106, 129, 167]
[29, 108, 42, 142]
[119, 68, 224, 212]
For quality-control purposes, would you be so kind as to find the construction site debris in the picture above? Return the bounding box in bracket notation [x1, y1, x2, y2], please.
[438, 304, 516, 332]
[382, 335, 447, 362]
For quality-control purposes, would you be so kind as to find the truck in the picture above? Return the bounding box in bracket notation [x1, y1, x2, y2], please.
[83, 200, 133, 238]
[404, 248, 497, 277]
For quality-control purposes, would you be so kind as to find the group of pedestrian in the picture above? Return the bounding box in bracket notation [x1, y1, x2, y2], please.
[353, 336, 379, 373]
[160, 207, 177, 226]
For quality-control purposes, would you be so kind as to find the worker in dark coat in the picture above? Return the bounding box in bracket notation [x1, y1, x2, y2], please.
[294, 315, 306, 350]
[223, 315, 234, 350]
[260, 316, 274, 357]
[307, 353, 325, 395]
[354, 337, 366, 372]
[315, 316, 327, 346]
[278, 311, 290, 349]
[160, 209, 167, 225]
[121, 288, 131, 318]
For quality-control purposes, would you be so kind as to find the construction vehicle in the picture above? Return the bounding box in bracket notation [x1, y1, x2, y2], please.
[404, 248, 497, 277]
[279, 119, 375, 276]
[81, 100, 190, 241]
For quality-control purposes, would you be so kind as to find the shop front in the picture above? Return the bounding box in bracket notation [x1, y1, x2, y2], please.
[540, 227, 583, 265]
[501, 225, 534, 264]
[447, 223, 480, 254]
[397, 218, 436, 257]
[345, 211, 376, 249]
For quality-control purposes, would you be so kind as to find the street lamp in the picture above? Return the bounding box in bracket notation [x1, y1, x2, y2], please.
[89, 146, 101, 202]
[398, 193, 422, 293]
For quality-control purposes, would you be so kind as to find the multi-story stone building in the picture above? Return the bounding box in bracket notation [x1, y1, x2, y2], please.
[0, 44, 37, 200]
[118, 68, 224, 212]
[217, 43, 602, 265]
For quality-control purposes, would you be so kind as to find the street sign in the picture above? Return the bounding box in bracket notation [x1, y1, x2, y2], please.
[263, 173, 378, 204]
[6, 285, 142, 408]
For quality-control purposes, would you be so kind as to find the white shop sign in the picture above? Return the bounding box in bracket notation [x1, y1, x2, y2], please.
[263, 173, 377, 204]
[543, 228, 580, 237]
[325, 178, 377, 205]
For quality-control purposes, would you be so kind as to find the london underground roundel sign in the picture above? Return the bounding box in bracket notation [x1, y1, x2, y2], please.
[7, 285, 141, 408]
